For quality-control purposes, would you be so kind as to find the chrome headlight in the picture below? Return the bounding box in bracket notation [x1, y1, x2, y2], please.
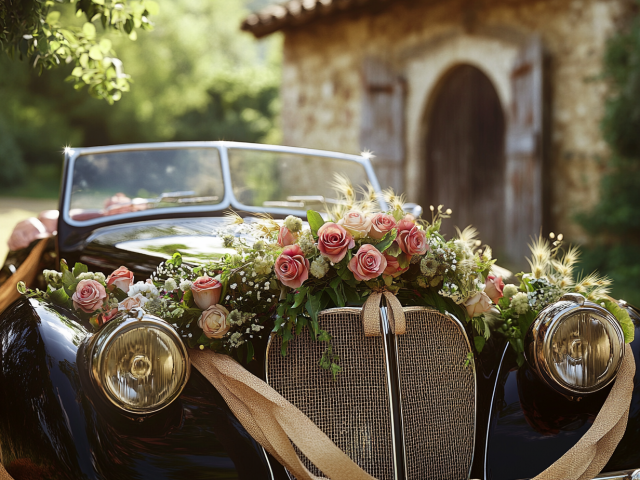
[525, 293, 624, 397]
[90, 310, 190, 413]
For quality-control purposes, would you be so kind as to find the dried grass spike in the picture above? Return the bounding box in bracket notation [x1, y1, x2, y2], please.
[224, 209, 244, 225]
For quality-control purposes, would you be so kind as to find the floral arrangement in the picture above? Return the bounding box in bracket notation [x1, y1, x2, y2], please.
[19, 179, 634, 376]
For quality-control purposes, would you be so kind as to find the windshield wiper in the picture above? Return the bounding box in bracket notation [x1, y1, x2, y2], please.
[286, 195, 346, 205]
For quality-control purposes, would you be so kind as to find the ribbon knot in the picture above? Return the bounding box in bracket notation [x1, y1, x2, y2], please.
[361, 288, 406, 337]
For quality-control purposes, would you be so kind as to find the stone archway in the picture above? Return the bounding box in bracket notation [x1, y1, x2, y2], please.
[423, 64, 506, 253]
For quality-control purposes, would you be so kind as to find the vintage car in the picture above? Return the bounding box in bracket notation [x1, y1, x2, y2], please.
[0, 142, 638, 480]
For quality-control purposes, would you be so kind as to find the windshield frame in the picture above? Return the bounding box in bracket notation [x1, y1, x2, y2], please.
[62, 141, 384, 228]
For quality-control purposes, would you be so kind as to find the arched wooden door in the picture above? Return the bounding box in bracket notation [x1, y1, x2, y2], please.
[423, 65, 506, 255]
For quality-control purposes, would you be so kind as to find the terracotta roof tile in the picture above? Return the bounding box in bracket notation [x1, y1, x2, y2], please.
[241, 0, 390, 38]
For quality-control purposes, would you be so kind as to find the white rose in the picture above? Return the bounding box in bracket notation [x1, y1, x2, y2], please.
[337, 211, 372, 239]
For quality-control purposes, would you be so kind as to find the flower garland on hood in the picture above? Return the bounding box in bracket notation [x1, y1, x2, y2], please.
[19, 186, 634, 376]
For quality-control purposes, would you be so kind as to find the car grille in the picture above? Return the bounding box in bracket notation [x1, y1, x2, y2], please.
[266, 306, 475, 480]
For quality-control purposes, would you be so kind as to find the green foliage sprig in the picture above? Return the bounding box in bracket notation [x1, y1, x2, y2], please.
[0, 0, 157, 103]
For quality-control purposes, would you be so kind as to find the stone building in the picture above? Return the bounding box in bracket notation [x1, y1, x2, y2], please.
[242, 0, 631, 264]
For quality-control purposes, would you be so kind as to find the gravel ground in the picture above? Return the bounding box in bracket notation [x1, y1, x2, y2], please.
[0, 198, 58, 263]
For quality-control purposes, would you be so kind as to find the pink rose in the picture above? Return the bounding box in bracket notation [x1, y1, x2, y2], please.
[118, 293, 149, 311]
[383, 253, 409, 278]
[191, 276, 222, 310]
[369, 213, 397, 240]
[397, 216, 416, 233]
[338, 211, 372, 239]
[348, 244, 388, 281]
[317, 223, 355, 263]
[485, 275, 505, 304]
[464, 292, 492, 318]
[72, 279, 107, 313]
[277, 226, 298, 247]
[397, 223, 428, 256]
[106, 266, 134, 292]
[198, 304, 230, 339]
[275, 245, 310, 289]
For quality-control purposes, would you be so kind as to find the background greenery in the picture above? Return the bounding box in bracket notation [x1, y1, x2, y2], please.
[0, 0, 280, 197]
[576, 9, 640, 305]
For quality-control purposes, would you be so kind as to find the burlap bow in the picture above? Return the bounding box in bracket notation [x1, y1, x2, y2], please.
[361, 288, 406, 336]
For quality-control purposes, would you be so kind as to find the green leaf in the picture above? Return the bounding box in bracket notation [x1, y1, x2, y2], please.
[386, 242, 401, 257]
[374, 229, 397, 253]
[474, 335, 486, 353]
[62, 269, 76, 288]
[397, 253, 409, 269]
[72, 263, 88, 277]
[318, 329, 331, 342]
[71, 66, 83, 77]
[82, 22, 96, 39]
[306, 210, 325, 235]
[112, 287, 128, 302]
[305, 294, 322, 324]
[183, 289, 194, 307]
[329, 276, 341, 289]
[295, 316, 307, 335]
[46, 11, 61, 25]
[292, 289, 307, 308]
[604, 299, 635, 344]
[99, 38, 112, 53]
[49, 288, 70, 306]
[16, 282, 27, 295]
[330, 362, 342, 380]
[89, 45, 103, 60]
[343, 285, 360, 304]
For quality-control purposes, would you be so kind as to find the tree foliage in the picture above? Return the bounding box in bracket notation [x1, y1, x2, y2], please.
[577, 5, 640, 304]
[0, 0, 281, 192]
[0, 0, 157, 103]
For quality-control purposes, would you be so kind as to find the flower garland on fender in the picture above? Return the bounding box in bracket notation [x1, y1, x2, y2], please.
[18, 187, 635, 376]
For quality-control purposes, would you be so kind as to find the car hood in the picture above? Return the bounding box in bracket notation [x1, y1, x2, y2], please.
[66, 218, 242, 275]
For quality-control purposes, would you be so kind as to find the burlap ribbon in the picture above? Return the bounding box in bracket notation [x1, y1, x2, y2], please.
[361, 289, 406, 336]
[530, 343, 635, 480]
[190, 349, 376, 480]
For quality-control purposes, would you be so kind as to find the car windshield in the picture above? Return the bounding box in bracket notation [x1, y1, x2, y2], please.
[227, 148, 370, 211]
[66, 145, 372, 224]
[68, 148, 224, 222]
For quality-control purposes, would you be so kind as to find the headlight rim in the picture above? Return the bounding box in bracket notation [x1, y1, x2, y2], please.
[90, 310, 190, 414]
[526, 294, 625, 397]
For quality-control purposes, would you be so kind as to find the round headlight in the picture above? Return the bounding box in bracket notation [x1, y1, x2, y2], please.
[525, 293, 624, 397]
[90, 310, 190, 413]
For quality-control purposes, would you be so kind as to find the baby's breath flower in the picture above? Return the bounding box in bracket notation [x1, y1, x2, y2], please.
[503, 284, 518, 299]
[164, 278, 178, 292]
[511, 292, 530, 314]
[310, 257, 329, 279]
[253, 240, 265, 252]
[284, 215, 303, 233]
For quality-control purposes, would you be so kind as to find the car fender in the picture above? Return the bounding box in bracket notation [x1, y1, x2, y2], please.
[0, 298, 278, 480]
[485, 306, 640, 479]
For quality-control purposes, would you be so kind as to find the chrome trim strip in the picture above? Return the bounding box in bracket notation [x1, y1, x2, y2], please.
[483, 343, 510, 480]
[591, 469, 640, 480]
[380, 306, 400, 480]
[513, 468, 640, 480]
[393, 329, 409, 477]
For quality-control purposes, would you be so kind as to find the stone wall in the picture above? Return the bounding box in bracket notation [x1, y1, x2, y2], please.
[279, 0, 630, 242]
